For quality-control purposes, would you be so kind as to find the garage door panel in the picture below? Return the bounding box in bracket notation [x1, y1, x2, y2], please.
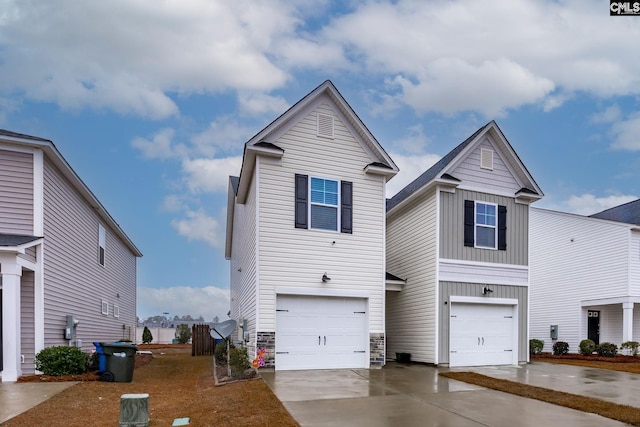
[276, 295, 368, 370]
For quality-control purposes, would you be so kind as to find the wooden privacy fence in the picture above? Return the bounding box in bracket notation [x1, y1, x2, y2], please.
[192, 324, 216, 356]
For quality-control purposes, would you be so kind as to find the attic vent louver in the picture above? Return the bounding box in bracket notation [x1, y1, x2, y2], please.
[317, 114, 334, 139]
[480, 148, 494, 170]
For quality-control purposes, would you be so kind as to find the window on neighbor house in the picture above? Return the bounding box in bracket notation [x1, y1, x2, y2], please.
[101, 300, 109, 315]
[295, 174, 352, 233]
[98, 224, 106, 266]
[114, 305, 120, 318]
[464, 200, 507, 250]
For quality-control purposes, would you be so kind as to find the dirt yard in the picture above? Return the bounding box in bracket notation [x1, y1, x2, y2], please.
[5, 345, 298, 427]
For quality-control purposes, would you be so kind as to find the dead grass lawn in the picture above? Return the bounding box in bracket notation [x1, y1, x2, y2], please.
[4, 346, 298, 427]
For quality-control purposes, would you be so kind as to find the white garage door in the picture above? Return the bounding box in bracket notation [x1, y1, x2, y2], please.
[450, 302, 517, 367]
[275, 295, 368, 370]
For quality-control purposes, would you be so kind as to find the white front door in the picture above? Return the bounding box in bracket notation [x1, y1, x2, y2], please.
[275, 295, 368, 370]
[450, 302, 517, 367]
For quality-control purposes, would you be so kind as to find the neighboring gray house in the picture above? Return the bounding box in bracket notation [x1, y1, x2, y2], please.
[386, 121, 543, 367]
[226, 81, 399, 371]
[1, 129, 142, 382]
[530, 202, 640, 353]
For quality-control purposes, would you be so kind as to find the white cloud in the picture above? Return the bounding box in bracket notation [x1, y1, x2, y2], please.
[561, 193, 637, 216]
[190, 117, 253, 156]
[137, 286, 230, 322]
[386, 152, 441, 197]
[392, 124, 432, 155]
[591, 104, 622, 124]
[171, 208, 221, 247]
[237, 92, 290, 116]
[611, 112, 640, 151]
[182, 156, 243, 194]
[131, 128, 187, 159]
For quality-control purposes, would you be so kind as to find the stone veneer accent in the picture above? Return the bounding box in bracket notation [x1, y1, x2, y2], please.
[370, 333, 385, 368]
[256, 331, 275, 368]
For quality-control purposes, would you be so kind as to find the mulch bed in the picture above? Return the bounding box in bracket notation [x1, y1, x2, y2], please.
[533, 352, 640, 363]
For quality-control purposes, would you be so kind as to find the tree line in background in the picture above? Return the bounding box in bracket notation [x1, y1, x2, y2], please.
[137, 314, 221, 327]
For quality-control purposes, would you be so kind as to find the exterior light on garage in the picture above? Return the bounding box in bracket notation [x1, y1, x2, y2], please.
[482, 286, 493, 295]
[322, 273, 331, 283]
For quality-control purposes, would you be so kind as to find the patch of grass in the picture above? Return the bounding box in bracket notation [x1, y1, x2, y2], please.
[440, 371, 640, 426]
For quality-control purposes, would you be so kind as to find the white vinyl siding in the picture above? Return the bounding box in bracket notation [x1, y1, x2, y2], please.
[230, 171, 258, 356]
[386, 188, 438, 364]
[0, 148, 34, 234]
[20, 271, 36, 374]
[257, 102, 386, 334]
[530, 208, 632, 351]
[42, 157, 137, 352]
[450, 137, 521, 195]
[630, 231, 640, 295]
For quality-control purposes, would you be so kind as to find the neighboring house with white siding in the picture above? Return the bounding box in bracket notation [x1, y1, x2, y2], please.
[1, 129, 142, 382]
[225, 81, 398, 370]
[530, 206, 640, 353]
[385, 121, 543, 367]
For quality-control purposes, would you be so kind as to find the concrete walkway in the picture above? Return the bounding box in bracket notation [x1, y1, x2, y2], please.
[261, 362, 632, 426]
[0, 381, 78, 424]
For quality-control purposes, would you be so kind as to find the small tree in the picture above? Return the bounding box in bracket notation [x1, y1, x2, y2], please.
[142, 326, 153, 344]
[175, 323, 192, 344]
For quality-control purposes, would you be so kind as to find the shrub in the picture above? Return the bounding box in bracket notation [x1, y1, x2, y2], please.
[229, 345, 251, 379]
[142, 326, 153, 344]
[621, 341, 639, 356]
[552, 341, 569, 355]
[175, 323, 192, 344]
[579, 339, 596, 356]
[214, 339, 228, 364]
[529, 339, 544, 355]
[35, 346, 88, 376]
[596, 342, 618, 357]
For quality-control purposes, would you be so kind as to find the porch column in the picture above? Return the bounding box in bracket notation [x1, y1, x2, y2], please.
[623, 302, 634, 343]
[1, 255, 22, 382]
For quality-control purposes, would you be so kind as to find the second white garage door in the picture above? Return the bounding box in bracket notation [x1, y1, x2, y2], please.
[275, 295, 369, 370]
[449, 302, 517, 367]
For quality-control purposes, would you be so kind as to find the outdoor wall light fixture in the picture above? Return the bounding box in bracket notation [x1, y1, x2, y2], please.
[322, 273, 331, 283]
[482, 286, 493, 295]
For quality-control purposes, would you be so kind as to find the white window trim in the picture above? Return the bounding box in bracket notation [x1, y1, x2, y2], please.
[101, 300, 109, 315]
[309, 176, 341, 232]
[475, 201, 498, 250]
[113, 304, 120, 318]
[98, 224, 106, 267]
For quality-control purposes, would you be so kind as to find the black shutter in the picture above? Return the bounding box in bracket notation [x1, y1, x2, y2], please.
[498, 205, 507, 250]
[464, 200, 474, 247]
[295, 174, 308, 229]
[341, 181, 353, 234]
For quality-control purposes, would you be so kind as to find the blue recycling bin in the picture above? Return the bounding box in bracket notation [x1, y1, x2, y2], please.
[93, 342, 107, 372]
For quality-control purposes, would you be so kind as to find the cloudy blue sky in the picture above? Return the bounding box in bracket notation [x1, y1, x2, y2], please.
[1, 0, 639, 321]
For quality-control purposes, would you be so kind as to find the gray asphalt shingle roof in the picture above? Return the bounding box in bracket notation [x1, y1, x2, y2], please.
[0, 233, 41, 247]
[590, 199, 640, 225]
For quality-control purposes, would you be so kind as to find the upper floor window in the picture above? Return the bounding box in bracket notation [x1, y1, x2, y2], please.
[98, 224, 106, 266]
[310, 177, 339, 231]
[475, 202, 497, 249]
[295, 174, 352, 234]
[464, 200, 507, 251]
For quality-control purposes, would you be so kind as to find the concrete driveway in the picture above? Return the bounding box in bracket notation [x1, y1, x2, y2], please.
[261, 362, 630, 427]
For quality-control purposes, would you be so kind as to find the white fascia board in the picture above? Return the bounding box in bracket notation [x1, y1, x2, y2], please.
[236, 145, 283, 204]
[275, 287, 370, 299]
[450, 295, 518, 305]
[581, 296, 640, 306]
[364, 164, 398, 178]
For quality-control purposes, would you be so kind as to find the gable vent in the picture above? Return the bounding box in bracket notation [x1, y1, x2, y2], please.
[317, 114, 334, 139]
[480, 148, 494, 170]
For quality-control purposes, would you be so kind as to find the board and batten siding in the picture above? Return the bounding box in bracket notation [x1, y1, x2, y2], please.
[230, 171, 258, 356]
[440, 189, 528, 265]
[20, 270, 36, 374]
[438, 281, 528, 364]
[449, 137, 523, 196]
[530, 208, 631, 352]
[386, 188, 438, 364]
[42, 157, 137, 352]
[0, 148, 34, 234]
[257, 102, 386, 333]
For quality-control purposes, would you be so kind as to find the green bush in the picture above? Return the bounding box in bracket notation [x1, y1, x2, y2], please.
[142, 326, 153, 344]
[529, 339, 544, 355]
[621, 341, 639, 356]
[579, 339, 596, 356]
[552, 341, 569, 355]
[35, 346, 88, 376]
[214, 339, 228, 364]
[175, 323, 192, 344]
[596, 342, 618, 357]
[229, 345, 251, 379]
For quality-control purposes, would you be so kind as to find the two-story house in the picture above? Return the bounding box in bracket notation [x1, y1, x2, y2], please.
[1, 129, 142, 382]
[225, 81, 399, 370]
[385, 121, 543, 367]
[530, 205, 640, 353]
